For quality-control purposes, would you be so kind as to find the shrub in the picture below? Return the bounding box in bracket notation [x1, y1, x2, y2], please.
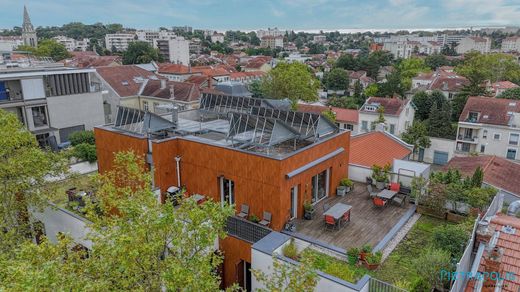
[432, 224, 469, 258]
[361, 244, 372, 253]
[282, 238, 299, 260]
[73, 143, 97, 162]
[365, 251, 382, 265]
[69, 130, 95, 146]
[340, 178, 354, 187]
[249, 214, 260, 223]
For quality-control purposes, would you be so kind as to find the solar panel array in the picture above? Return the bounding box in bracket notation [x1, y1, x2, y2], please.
[200, 93, 262, 114]
[227, 112, 298, 147]
[113, 106, 176, 135]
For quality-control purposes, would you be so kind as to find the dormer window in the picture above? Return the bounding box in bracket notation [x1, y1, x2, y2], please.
[467, 112, 479, 122]
[365, 105, 377, 112]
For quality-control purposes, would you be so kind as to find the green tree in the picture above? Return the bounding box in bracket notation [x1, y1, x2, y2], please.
[376, 106, 386, 123]
[322, 68, 349, 91]
[0, 151, 234, 291]
[414, 248, 452, 291]
[396, 57, 430, 91]
[412, 90, 447, 121]
[450, 93, 469, 122]
[252, 253, 318, 292]
[321, 109, 336, 123]
[328, 96, 358, 109]
[352, 80, 366, 105]
[427, 101, 455, 139]
[248, 79, 264, 98]
[455, 52, 520, 87]
[497, 87, 520, 99]
[261, 62, 319, 108]
[69, 130, 95, 146]
[425, 54, 449, 70]
[335, 54, 359, 71]
[377, 71, 405, 97]
[0, 109, 66, 254]
[122, 41, 163, 64]
[364, 83, 379, 97]
[471, 166, 484, 188]
[401, 121, 431, 160]
[432, 224, 470, 259]
[17, 39, 72, 61]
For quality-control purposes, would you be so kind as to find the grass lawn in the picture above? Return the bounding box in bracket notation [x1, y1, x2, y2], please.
[302, 248, 373, 283]
[373, 215, 450, 287]
[47, 173, 97, 207]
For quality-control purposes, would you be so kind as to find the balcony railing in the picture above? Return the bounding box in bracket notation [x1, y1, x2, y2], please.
[225, 216, 271, 244]
[457, 135, 478, 142]
[369, 278, 407, 292]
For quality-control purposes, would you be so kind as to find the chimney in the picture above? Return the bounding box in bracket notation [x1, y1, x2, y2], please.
[160, 79, 166, 89]
[171, 105, 179, 127]
[482, 246, 504, 291]
[476, 221, 493, 247]
[169, 85, 175, 100]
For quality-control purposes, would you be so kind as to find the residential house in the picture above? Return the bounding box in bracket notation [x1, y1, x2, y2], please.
[210, 33, 225, 43]
[349, 70, 374, 89]
[377, 66, 395, 82]
[94, 65, 162, 122]
[157, 63, 197, 82]
[501, 36, 520, 53]
[191, 65, 232, 83]
[313, 35, 327, 43]
[297, 103, 359, 132]
[358, 97, 415, 136]
[456, 96, 520, 161]
[243, 57, 272, 73]
[104, 33, 135, 51]
[411, 66, 469, 99]
[487, 81, 519, 97]
[0, 65, 104, 148]
[456, 36, 491, 54]
[94, 93, 348, 289]
[229, 71, 264, 84]
[256, 27, 285, 38]
[0, 36, 24, 51]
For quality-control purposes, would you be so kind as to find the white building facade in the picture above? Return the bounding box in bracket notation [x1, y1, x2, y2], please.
[456, 37, 491, 54]
[358, 97, 415, 136]
[105, 33, 135, 51]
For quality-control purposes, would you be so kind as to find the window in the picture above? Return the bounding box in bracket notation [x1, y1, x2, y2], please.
[480, 145, 485, 153]
[483, 130, 487, 139]
[142, 101, 149, 111]
[31, 106, 48, 128]
[467, 112, 479, 122]
[311, 169, 329, 203]
[365, 105, 377, 112]
[219, 177, 235, 206]
[346, 124, 354, 130]
[389, 124, 396, 134]
[153, 102, 159, 112]
[36, 133, 51, 148]
[361, 121, 368, 131]
[509, 133, 519, 146]
[494, 133, 501, 140]
[507, 148, 517, 160]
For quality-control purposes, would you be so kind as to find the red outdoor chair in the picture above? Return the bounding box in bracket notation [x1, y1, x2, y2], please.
[389, 182, 400, 192]
[342, 211, 350, 224]
[325, 215, 337, 230]
[373, 197, 387, 207]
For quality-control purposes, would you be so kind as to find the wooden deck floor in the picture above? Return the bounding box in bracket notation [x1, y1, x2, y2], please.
[294, 183, 412, 250]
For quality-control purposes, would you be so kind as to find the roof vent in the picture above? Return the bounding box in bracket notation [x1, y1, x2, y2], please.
[121, 80, 129, 86]
[507, 200, 520, 216]
[502, 225, 516, 235]
[483, 115, 489, 119]
[509, 102, 517, 106]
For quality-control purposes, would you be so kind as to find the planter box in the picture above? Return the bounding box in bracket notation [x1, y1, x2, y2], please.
[446, 212, 466, 223]
[363, 260, 380, 270]
[337, 187, 346, 197]
[375, 181, 385, 190]
[417, 205, 446, 220]
[304, 209, 315, 220]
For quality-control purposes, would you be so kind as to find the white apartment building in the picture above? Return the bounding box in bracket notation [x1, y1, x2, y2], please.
[210, 33, 225, 43]
[358, 97, 415, 136]
[0, 36, 23, 52]
[383, 40, 441, 59]
[53, 35, 90, 52]
[456, 36, 491, 54]
[313, 35, 327, 43]
[136, 30, 177, 45]
[436, 34, 466, 46]
[260, 36, 284, 48]
[104, 33, 136, 51]
[256, 27, 286, 38]
[501, 36, 520, 52]
[0, 65, 104, 148]
[456, 96, 520, 161]
[155, 37, 189, 65]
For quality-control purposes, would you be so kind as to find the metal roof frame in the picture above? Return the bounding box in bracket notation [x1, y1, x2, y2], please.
[114, 106, 176, 135]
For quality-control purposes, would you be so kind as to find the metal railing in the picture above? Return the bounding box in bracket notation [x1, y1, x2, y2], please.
[369, 278, 408, 292]
[225, 216, 271, 244]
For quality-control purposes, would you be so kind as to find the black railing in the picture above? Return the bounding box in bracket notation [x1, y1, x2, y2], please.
[225, 216, 272, 243]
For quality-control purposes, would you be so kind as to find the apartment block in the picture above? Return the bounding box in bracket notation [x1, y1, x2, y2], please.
[155, 37, 190, 65]
[94, 93, 349, 288]
[456, 96, 520, 161]
[456, 36, 491, 54]
[104, 33, 136, 51]
[501, 36, 520, 53]
[0, 66, 104, 148]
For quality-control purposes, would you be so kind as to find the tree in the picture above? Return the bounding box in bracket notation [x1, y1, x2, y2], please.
[364, 83, 379, 97]
[401, 121, 431, 160]
[0, 110, 66, 254]
[425, 54, 449, 70]
[321, 109, 336, 123]
[412, 90, 447, 121]
[377, 71, 405, 97]
[376, 106, 386, 123]
[352, 80, 366, 105]
[414, 248, 452, 291]
[497, 87, 520, 99]
[252, 254, 318, 292]
[335, 54, 358, 71]
[450, 93, 469, 122]
[248, 79, 264, 98]
[17, 39, 71, 61]
[396, 57, 430, 91]
[261, 62, 319, 108]
[433, 224, 470, 259]
[122, 41, 163, 64]
[328, 96, 358, 109]
[471, 166, 484, 188]
[455, 52, 520, 86]
[427, 101, 455, 139]
[1, 151, 234, 291]
[322, 68, 349, 91]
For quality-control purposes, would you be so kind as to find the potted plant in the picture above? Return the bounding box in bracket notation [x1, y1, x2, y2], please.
[341, 178, 354, 193]
[303, 201, 315, 220]
[359, 244, 372, 261]
[364, 251, 382, 270]
[347, 247, 359, 265]
[372, 164, 390, 190]
[249, 214, 260, 223]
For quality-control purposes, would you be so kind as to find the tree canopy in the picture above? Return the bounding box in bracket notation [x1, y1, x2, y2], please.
[497, 87, 520, 99]
[18, 39, 71, 61]
[401, 121, 431, 160]
[455, 52, 520, 86]
[322, 68, 349, 91]
[260, 62, 319, 108]
[122, 41, 163, 64]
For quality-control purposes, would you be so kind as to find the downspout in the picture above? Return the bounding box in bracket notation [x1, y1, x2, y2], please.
[175, 156, 181, 188]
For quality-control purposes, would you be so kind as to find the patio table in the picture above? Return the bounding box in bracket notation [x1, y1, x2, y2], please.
[376, 189, 398, 200]
[323, 203, 352, 228]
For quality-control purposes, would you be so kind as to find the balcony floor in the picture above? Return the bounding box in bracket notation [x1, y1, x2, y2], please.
[293, 182, 413, 250]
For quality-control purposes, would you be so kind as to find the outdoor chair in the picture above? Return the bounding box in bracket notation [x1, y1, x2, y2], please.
[367, 185, 378, 199]
[373, 197, 387, 207]
[392, 194, 406, 207]
[237, 204, 249, 218]
[259, 211, 272, 227]
[341, 211, 350, 225]
[389, 182, 400, 192]
[323, 203, 331, 212]
[325, 215, 337, 230]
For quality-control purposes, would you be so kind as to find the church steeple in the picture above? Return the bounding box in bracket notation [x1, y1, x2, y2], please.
[22, 5, 37, 47]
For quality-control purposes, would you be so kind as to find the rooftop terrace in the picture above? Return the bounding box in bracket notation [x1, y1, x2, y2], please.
[107, 93, 341, 158]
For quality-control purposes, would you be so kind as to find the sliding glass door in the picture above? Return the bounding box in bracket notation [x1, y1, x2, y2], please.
[311, 168, 329, 203]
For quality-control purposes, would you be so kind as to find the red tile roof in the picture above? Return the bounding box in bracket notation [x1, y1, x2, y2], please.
[350, 132, 412, 167]
[191, 65, 231, 77]
[492, 81, 519, 91]
[444, 155, 520, 196]
[428, 73, 468, 92]
[297, 104, 358, 124]
[96, 65, 163, 97]
[361, 97, 410, 116]
[65, 54, 121, 68]
[140, 80, 200, 102]
[157, 63, 191, 74]
[459, 96, 520, 126]
[465, 213, 520, 292]
[185, 75, 209, 87]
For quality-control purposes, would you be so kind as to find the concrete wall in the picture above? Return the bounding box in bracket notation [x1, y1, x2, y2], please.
[46, 91, 105, 143]
[423, 137, 456, 164]
[30, 205, 92, 249]
[348, 164, 372, 183]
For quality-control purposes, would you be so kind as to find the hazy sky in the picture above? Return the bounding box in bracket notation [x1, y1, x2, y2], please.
[2, 0, 520, 31]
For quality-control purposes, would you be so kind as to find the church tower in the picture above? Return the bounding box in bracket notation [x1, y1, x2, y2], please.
[22, 6, 37, 47]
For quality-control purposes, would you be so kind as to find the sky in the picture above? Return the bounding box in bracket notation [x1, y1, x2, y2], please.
[1, 0, 520, 31]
